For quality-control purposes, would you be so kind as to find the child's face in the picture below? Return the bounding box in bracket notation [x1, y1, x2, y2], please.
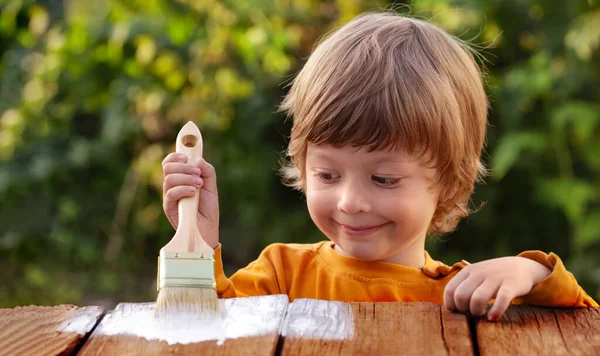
[305, 142, 440, 266]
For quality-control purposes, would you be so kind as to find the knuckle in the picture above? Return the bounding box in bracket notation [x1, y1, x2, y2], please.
[444, 288, 453, 297]
[162, 162, 174, 175]
[444, 286, 456, 298]
[498, 286, 514, 297]
[164, 188, 176, 200]
[201, 160, 215, 173]
[470, 296, 487, 308]
[164, 174, 177, 186]
[162, 152, 178, 165]
[454, 291, 470, 305]
[469, 270, 485, 279]
[165, 186, 186, 200]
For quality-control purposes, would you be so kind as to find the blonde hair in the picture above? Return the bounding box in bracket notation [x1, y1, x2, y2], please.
[279, 12, 488, 234]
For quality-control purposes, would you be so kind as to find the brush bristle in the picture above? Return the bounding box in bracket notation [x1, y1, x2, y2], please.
[155, 287, 220, 316]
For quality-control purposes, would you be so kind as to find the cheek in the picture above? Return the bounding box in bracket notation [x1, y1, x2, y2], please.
[306, 191, 317, 216]
[379, 188, 438, 223]
[306, 191, 337, 237]
[305, 186, 330, 221]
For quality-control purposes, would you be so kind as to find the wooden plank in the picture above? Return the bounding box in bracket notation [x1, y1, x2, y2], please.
[280, 300, 473, 355]
[476, 305, 600, 355]
[554, 307, 600, 354]
[0, 304, 104, 356]
[79, 295, 288, 355]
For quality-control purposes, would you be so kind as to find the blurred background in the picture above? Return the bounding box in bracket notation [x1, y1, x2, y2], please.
[0, 0, 599, 309]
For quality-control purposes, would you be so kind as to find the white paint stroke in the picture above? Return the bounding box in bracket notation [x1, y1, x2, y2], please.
[58, 306, 104, 334]
[281, 298, 355, 340]
[92, 294, 288, 345]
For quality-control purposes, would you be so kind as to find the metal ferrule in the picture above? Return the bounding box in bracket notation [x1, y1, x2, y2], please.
[157, 251, 216, 291]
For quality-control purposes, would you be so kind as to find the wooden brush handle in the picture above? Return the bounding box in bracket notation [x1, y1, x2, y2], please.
[173, 121, 208, 251]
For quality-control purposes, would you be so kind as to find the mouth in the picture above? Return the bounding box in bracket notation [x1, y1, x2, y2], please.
[335, 221, 388, 237]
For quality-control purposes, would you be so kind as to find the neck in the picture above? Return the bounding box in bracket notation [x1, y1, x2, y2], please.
[333, 238, 426, 269]
[379, 243, 426, 269]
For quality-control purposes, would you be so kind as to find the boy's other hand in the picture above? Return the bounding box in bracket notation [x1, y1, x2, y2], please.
[162, 153, 220, 249]
[443, 257, 552, 321]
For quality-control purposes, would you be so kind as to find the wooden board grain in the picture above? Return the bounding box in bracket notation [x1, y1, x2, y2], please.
[79, 295, 288, 355]
[280, 300, 473, 355]
[476, 305, 600, 355]
[553, 307, 600, 354]
[0, 305, 104, 356]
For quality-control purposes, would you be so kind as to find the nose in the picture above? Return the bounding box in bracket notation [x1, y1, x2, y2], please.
[337, 179, 372, 215]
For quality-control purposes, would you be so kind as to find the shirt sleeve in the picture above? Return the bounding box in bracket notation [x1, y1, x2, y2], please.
[213, 243, 281, 298]
[513, 250, 598, 307]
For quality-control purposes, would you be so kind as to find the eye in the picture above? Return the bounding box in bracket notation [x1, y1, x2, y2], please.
[314, 172, 339, 183]
[372, 176, 401, 186]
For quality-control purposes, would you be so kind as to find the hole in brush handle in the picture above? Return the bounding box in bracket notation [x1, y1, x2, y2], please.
[182, 134, 198, 148]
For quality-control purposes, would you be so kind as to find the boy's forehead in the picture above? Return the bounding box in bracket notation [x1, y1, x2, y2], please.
[306, 142, 423, 164]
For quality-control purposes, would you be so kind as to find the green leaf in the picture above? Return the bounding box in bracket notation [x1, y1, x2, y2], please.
[535, 178, 599, 223]
[167, 16, 194, 45]
[490, 131, 548, 180]
[551, 102, 599, 145]
[565, 10, 600, 61]
[25, 264, 49, 288]
[576, 212, 600, 249]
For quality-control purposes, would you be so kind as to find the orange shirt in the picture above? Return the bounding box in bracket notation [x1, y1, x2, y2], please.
[214, 241, 598, 307]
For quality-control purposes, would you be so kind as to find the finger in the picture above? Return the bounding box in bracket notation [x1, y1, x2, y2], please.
[162, 152, 187, 167]
[163, 162, 201, 177]
[469, 280, 500, 317]
[196, 158, 218, 195]
[163, 185, 197, 226]
[163, 175, 202, 198]
[487, 285, 515, 321]
[452, 274, 485, 313]
[444, 268, 471, 311]
[164, 185, 197, 204]
[163, 173, 203, 193]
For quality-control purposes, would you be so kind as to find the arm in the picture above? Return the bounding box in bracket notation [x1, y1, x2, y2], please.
[214, 244, 282, 298]
[513, 251, 598, 308]
[443, 252, 598, 322]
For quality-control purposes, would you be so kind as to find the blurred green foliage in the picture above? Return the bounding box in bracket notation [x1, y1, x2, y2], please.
[0, 0, 598, 308]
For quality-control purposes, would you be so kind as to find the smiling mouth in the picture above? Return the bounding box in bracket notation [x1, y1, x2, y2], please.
[335, 221, 388, 237]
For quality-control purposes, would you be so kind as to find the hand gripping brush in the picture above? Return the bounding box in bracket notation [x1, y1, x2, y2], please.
[155, 121, 220, 316]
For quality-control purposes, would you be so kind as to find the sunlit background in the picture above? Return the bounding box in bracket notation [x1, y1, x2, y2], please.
[1, 0, 599, 308]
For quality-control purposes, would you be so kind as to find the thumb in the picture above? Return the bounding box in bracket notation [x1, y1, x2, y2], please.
[196, 158, 218, 196]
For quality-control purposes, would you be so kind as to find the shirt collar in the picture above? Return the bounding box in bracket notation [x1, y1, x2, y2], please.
[317, 241, 442, 281]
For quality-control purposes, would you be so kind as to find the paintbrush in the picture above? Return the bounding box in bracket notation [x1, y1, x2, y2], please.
[155, 121, 220, 316]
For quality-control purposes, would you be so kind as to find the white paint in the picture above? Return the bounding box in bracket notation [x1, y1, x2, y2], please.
[92, 295, 288, 345]
[58, 306, 104, 334]
[281, 299, 355, 340]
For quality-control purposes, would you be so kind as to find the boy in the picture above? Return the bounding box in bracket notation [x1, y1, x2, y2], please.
[161, 12, 597, 321]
